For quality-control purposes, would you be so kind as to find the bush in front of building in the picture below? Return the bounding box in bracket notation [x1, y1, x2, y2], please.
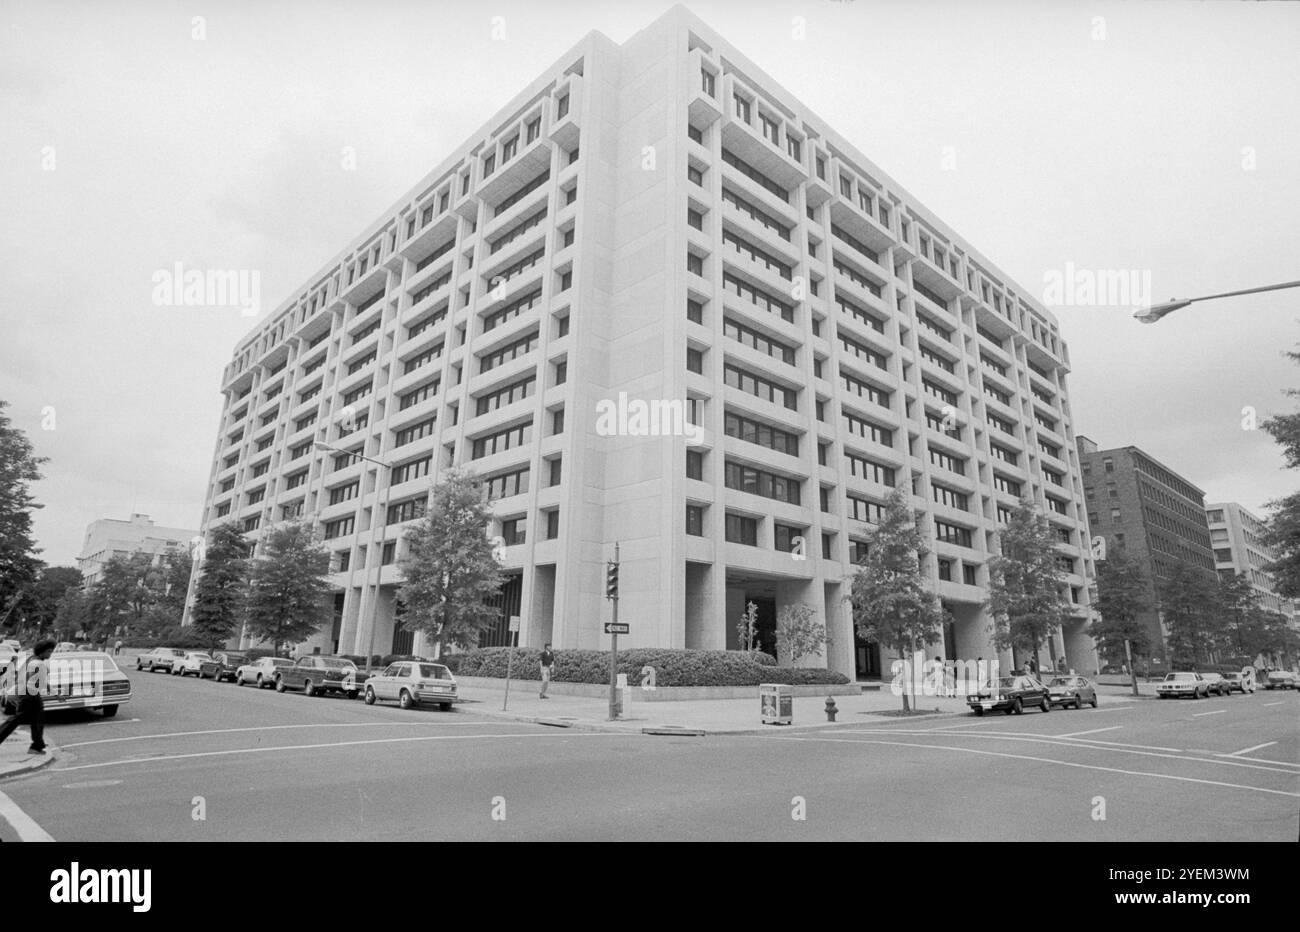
[446, 647, 847, 686]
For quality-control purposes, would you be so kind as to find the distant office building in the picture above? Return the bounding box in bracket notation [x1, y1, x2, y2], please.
[184, 6, 1097, 678]
[1207, 502, 1296, 626]
[1077, 437, 1217, 666]
[78, 514, 198, 586]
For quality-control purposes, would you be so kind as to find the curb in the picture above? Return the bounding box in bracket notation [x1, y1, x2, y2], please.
[0, 746, 59, 782]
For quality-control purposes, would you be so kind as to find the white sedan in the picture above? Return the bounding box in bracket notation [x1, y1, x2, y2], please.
[234, 656, 294, 688]
[173, 651, 212, 677]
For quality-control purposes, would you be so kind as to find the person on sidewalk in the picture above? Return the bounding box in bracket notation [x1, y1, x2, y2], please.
[538, 643, 555, 699]
[0, 638, 55, 755]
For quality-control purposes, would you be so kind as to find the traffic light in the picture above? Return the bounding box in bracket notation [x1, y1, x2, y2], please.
[605, 561, 619, 600]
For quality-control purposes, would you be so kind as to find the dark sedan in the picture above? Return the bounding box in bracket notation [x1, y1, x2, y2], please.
[967, 674, 1051, 716]
[198, 651, 248, 682]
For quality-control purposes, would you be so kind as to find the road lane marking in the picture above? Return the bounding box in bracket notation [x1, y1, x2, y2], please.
[775, 736, 1300, 798]
[1192, 710, 1227, 717]
[1053, 726, 1122, 739]
[1222, 755, 1300, 769]
[53, 731, 628, 772]
[1263, 702, 1285, 707]
[1224, 741, 1278, 757]
[787, 729, 1299, 774]
[0, 789, 54, 842]
[59, 720, 524, 749]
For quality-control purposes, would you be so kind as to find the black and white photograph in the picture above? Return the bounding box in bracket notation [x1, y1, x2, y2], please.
[1, 0, 1296, 903]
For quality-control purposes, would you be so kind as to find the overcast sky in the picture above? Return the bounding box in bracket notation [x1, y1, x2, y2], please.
[3, 0, 1297, 567]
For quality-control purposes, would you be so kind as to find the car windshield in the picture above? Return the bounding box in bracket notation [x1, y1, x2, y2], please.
[1047, 677, 1076, 687]
[984, 677, 1017, 690]
[320, 659, 355, 670]
[1165, 673, 1194, 681]
[271, 658, 292, 667]
[191, 653, 212, 660]
[418, 664, 452, 680]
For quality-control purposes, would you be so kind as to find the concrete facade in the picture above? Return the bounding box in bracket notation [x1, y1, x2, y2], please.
[78, 514, 197, 586]
[184, 6, 1097, 678]
[1077, 436, 1217, 668]
[1206, 502, 1297, 646]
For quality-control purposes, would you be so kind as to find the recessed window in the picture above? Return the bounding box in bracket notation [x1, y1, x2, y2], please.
[687, 347, 704, 374]
[686, 449, 704, 480]
[686, 504, 705, 537]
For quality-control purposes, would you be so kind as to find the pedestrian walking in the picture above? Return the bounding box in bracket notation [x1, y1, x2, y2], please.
[114, 639, 122, 657]
[0, 638, 55, 755]
[538, 642, 555, 699]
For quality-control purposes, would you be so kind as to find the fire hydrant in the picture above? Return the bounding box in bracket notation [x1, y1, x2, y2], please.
[824, 696, 838, 722]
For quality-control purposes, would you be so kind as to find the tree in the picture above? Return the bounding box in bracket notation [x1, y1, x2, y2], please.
[244, 521, 330, 654]
[9, 565, 81, 638]
[1089, 547, 1150, 695]
[736, 601, 759, 653]
[52, 585, 93, 641]
[0, 400, 48, 620]
[1263, 344, 1300, 596]
[1160, 563, 1222, 669]
[847, 486, 946, 711]
[396, 469, 505, 659]
[1217, 572, 1267, 660]
[987, 499, 1071, 667]
[191, 523, 250, 649]
[776, 602, 828, 666]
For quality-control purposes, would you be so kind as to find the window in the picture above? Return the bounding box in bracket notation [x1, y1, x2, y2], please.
[724, 411, 798, 457]
[545, 510, 559, 540]
[839, 332, 887, 371]
[552, 408, 565, 435]
[341, 380, 373, 407]
[686, 449, 704, 480]
[724, 461, 801, 505]
[759, 113, 779, 144]
[687, 252, 704, 276]
[400, 379, 441, 411]
[556, 93, 569, 119]
[934, 520, 973, 548]
[774, 523, 804, 554]
[496, 517, 525, 547]
[251, 460, 270, 478]
[687, 207, 704, 230]
[938, 559, 953, 582]
[483, 153, 496, 177]
[557, 314, 570, 337]
[686, 505, 705, 537]
[787, 136, 801, 162]
[722, 228, 792, 280]
[324, 516, 355, 540]
[992, 474, 1021, 496]
[721, 272, 793, 323]
[548, 457, 562, 487]
[501, 136, 518, 162]
[720, 148, 788, 201]
[724, 363, 797, 410]
[687, 298, 704, 324]
[725, 514, 758, 546]
[850, 540, 869, 564]
[842, 411, 893, 448]
[403, 342, 445, 375]
[929, 448, 966, 476]
[391, 456, 432, 486]
[701, 68, 715, 97]
[387, 497, 428, 525]
[526, 117, 541, 144]
[329, 481, 360, 506]
[480, 330, 539, 373]
[687, 347, 704, 374]
[215, 502, 231, 518]
[821, 533, 833, 560]
[493, 169, 550, 217]
[723, 318, 795, 365]
[471, 421, 533, 459]
[687, 164, 704, 187]
[554, 360, 567, 385]
[734, 94, 751, 123]
[475, 375, 535, 416]
[393, 416, 437, 448]
[841, 370, 891, 409]
[845, 452, 895, 486]
[1103, 458, 1114, 473]
[382, 542, 396, 565]
[285, 469, 308, 490]
[484, 467, 530, 501]
[962, 564, 977, 586]
[847, 494, 885, 524]
[1110, 508, 1122, 523]
[990, 443, 1018, 466]
[931, 483, 969, 512]
[243, 516, 261, 532]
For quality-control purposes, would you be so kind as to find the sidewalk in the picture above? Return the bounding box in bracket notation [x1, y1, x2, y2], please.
[456, 683, 976, 734]
[0, 729, 58, 781]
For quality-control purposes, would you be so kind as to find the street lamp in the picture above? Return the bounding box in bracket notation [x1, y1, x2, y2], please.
[1133, 279, 1300, 324]
[315, 440, 394, 674]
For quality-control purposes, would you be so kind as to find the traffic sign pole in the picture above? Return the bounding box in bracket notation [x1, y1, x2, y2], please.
[502, 614, 520, 711]
[608, 540, 618, 717]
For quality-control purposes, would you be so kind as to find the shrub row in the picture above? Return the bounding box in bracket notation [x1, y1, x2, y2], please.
[445, 647, 847, 687]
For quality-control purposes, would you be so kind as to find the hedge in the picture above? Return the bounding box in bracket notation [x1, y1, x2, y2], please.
[445, 647, 847, 687]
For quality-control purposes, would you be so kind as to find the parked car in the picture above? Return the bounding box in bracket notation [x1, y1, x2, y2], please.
[1046, 675, 1098, 709]
[1, 638, 21, 652]
[53, 642, 79, 653]
[198, 651, 247, 682]
[364, 661, 459, 711]
[275, 655, 368, 699]
[1222, 669, 1256, 694]
[1, 650, 131, 718]
[1156, 671, 1209, 699]
[1265, 670, 1298, 690]
[235, 656, 294, 688]
[1199, 672, 1232, 697]
[136, 647, 189, 673]
[171, 651, 212, 677]
[967, 674, 1051, 716]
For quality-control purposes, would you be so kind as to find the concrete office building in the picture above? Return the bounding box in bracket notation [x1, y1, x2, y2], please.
[78, 514, 198, 586]
[184, 6, 1097, 678]
[1077, 436, 1217, 667]
[1207, 502, 1296, 624]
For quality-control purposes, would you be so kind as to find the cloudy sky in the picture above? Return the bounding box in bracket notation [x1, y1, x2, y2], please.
[2, 0, 1297, 567]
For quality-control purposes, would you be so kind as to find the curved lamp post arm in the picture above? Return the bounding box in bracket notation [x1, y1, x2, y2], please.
[1135, 279, 1300, 323]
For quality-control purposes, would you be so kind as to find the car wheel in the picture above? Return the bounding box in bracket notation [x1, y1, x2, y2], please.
[1012, 698, 1023, 715]
[1003, 705, 1014, 715]
[973, 707, 984, 716]
[345, 690, 358, 701]
[304, 680, 316, 697]
[438, 702, 452, 712]
[101, 705, 118, 718]
[136, 660, 144, 671]
[399, 690, 414, 710]
[1090, 695, 1098, 708]
[364, 687, 376, 705]
[1040, 695, 1050, 712]
[275, 677, 287, 693]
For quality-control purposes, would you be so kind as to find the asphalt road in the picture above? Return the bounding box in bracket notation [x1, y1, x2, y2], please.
[1, 669, 1296, 841]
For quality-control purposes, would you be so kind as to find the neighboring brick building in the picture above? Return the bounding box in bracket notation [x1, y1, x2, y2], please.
[1077, 436, 1216, 668]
